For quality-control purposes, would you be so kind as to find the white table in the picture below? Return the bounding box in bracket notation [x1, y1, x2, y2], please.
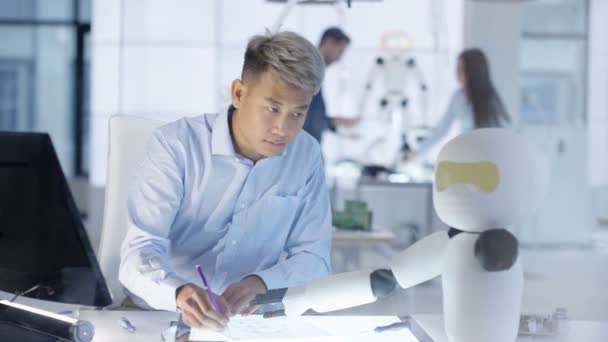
[1, 300, 606, 341]
[76, 310, 608, 341]
[78, 310, 416, 341]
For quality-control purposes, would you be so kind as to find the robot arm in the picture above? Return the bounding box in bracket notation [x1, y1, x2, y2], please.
[357, 57, 384, 118]
[406, 58, 429, 127]
[389, 229, 448, 288]
[254, 231, 449, 317]
[276, 269, 393, 316]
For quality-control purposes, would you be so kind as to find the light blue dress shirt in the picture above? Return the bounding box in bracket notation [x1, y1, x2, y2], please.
[119, 107, 332, 311]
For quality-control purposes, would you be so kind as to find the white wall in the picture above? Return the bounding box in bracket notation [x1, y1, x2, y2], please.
[90, 0, 219, 186]
[588, 0, 608, 187]
[587, 0, 608, 226]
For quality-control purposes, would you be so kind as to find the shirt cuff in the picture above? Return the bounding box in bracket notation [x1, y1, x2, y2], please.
[253, 266, 291, 290]
[156, 274, 189, 312]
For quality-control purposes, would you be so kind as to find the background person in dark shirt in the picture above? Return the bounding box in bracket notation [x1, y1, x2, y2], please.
[303, 27, 360, 144]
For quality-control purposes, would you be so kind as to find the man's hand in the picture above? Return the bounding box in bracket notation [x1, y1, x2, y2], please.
[402, 151, 418, 163]
[332, 117, 361, 127]
[176, 283, 229, 330]
[221, 275, 268, 317]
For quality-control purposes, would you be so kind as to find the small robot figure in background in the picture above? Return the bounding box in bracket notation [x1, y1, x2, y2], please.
[358, 31, 429, 165]
[256, 128, 550, 342]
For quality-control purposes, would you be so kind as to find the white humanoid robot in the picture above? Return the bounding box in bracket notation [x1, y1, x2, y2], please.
[357, 31, 429, 169]
[255, 128, 550, 342]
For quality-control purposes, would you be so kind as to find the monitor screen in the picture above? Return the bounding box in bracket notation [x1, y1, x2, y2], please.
[0, 132, 111, 307]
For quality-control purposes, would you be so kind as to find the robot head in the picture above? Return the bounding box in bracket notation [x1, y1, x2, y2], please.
[381, 30, 410, 55]
[433, 128, 549, 232]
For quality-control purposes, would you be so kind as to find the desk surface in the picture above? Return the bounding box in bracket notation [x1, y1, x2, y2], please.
[76, 310, 608, 342]
[79, 309, 178, 341]
[78, 311, 418, 342]
[0, 292, 605, 341]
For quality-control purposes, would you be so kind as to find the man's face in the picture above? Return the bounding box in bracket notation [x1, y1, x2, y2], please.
[322, 39, 349, 66]
[230, 70, 312, 162]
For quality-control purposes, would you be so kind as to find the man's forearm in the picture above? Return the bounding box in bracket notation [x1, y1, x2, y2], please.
[253, 251, 331, 290]
[119, 241, 188, 311]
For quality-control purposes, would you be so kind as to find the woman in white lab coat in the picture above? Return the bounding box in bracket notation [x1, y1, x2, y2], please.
[412, 48, 511, 160]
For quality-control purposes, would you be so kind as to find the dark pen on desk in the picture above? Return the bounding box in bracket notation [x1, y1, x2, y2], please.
[195, 264, 223, 315]
[374, 321, 409, 333]
[119, 317, 136, 333]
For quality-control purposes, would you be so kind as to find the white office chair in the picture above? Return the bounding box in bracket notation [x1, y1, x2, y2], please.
[97, 115, 166, 307]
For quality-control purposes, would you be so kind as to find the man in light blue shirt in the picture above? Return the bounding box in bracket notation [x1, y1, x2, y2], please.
[119, 31, 331, 331]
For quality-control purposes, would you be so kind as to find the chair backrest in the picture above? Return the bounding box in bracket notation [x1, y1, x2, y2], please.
[97, 115, 165, 307]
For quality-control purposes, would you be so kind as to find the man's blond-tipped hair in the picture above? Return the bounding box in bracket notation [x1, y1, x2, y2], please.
[242, 31, 325, 94]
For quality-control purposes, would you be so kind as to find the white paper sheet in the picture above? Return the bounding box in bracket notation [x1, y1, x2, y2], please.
[189, 315, 419, 342]
[190, 315, 329, 341]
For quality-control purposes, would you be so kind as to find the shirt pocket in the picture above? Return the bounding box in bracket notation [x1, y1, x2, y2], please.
[255, 194, 301, 248]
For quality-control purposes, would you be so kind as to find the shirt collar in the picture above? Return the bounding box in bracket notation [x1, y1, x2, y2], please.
[211, 105, 237, 157]
[210, 105, 289, 159]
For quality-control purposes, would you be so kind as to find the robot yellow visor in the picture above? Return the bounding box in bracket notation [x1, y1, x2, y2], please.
[436, 161, 499, 193]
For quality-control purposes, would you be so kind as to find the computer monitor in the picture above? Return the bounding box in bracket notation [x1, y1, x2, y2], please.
[0, 132, 111, 307]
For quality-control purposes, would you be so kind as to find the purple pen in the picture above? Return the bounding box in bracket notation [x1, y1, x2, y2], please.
[195, 265, 223, 314]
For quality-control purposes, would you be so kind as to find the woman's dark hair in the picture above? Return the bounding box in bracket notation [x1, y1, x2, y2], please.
[459, 48, 510, 128]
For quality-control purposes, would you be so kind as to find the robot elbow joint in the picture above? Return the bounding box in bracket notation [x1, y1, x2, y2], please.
[474, 229, 519, 271]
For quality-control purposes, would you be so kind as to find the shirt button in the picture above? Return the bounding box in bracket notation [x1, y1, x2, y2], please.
[231, 240, 236, 245]
[239, 203, 245, 209]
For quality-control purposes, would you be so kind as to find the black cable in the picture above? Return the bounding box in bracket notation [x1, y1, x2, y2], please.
[9, 284, 41, 303]
[9, 284, 55, 303]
